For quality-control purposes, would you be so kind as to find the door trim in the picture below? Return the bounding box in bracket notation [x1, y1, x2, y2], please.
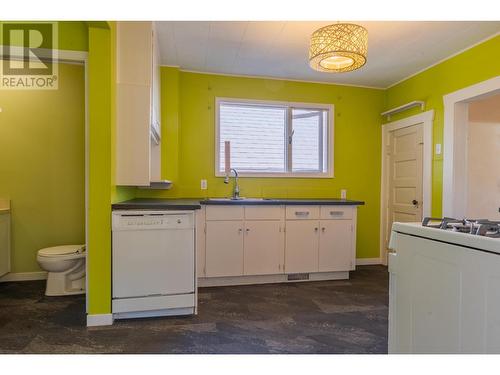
[442, 75, 500, 217]
[380, 110, 434, 265]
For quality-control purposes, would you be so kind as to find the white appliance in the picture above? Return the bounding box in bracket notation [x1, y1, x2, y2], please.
[112, 210, 196, 319]
[388, 217, 500, 353]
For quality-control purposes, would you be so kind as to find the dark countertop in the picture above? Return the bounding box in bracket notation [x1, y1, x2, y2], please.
[111, 198, 202, 211]
[199, 198, 365, 206]
[112, 198, 364, 210]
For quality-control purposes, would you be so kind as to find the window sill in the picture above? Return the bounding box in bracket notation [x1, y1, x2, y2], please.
[215, 172, 334, 179]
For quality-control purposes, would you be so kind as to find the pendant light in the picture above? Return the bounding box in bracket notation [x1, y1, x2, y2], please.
[309, 23, 368, 73]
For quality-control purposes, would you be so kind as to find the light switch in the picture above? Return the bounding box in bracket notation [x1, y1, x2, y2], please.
[341, 189, 347, 199]
[435, 143, 442, 155]
[200, 179, 207, 190]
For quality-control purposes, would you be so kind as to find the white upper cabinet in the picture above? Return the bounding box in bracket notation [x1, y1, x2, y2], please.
[116, 21, 163, 186]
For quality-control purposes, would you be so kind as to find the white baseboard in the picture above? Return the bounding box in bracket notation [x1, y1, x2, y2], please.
[87, 313, 114, 327]
[356, 258, 382, 265]
[0, 271, 47, 282]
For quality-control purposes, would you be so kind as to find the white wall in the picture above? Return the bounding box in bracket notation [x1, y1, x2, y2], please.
[466, 95, 500, 220]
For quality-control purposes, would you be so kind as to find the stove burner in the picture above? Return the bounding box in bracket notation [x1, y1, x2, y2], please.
[422, 217, 500, 238]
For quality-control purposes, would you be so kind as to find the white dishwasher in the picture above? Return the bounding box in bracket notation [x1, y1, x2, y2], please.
[112, 210, 196, 320]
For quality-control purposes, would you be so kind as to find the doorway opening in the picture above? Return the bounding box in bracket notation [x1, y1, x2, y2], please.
[443, 76, 500, 218]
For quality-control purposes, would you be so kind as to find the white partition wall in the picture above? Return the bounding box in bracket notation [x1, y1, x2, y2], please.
[442, 76, 500, 217]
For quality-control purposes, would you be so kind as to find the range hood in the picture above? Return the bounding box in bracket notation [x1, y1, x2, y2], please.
[138, 180, 173, 190]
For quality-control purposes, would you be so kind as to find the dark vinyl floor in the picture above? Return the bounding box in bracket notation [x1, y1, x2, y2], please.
[0, 265, 388, 354]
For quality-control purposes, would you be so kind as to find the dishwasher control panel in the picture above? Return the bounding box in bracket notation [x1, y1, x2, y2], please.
[112, 210, 194, 231]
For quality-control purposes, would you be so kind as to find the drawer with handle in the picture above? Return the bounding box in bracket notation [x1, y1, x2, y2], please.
[285, 205, 320, 220]
[320, 206, 353, 220]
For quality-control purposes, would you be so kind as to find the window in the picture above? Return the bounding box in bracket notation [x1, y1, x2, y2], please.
[216, 98, 333, 177]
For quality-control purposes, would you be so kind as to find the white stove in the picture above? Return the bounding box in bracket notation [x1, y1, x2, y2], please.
[423, 217, 500, 237]
[391, 217, 500, 254]
[388, 217, 500, 354]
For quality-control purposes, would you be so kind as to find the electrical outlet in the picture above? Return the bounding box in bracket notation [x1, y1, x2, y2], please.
[341, 189, 347, 199]
[200, 179, 208, 190]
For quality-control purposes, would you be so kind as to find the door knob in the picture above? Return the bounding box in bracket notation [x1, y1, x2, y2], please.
[412, 199, 419, 206]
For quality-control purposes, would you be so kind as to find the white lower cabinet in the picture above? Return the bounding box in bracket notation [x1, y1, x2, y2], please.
[202, 205, 357, 282]
[285, 220, 320, 273]
[244, 221, 284, 276]
[205, 220, 244, 277]
[319, 220, 354, 272]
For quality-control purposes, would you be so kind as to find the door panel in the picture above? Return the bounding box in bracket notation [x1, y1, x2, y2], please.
[285, 221, 319, 273]
[387, 124, 424, 248]
[319, 220, 353, 272]
[244, 221, 284, 275]
[205, 221, 244, 277]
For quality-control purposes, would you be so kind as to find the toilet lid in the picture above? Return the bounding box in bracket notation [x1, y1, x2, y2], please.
[38, 245, 86, 257]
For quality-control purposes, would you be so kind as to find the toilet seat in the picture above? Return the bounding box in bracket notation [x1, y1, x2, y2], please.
[38, 245, 86, 258]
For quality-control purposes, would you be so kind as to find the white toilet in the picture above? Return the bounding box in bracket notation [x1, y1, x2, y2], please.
[36, 245, 86, 296]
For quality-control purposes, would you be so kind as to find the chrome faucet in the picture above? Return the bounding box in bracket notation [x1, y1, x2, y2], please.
[224, 168, 241, 200]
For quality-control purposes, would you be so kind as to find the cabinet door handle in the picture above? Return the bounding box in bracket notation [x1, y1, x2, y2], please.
[295, 211, 310, 216]
[321, 227, 325, 232]
[330, 211, 344, 216]
[314, 227, 319, 232]
[238, 228, 242, 234]
[246, 228, 250, 233]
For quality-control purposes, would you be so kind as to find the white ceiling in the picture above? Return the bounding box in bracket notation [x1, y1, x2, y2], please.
[155, 21, 500, 89]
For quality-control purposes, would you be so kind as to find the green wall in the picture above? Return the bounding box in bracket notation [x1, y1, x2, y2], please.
[385, 35, 500, 217]
[0, 22, 88, 274]
[87, 22, 134, 315]
[87, 24, 112, 315]
[0, 21, 88, 51]
[137, 69, 386, 259]
[0, 63, 86, 272]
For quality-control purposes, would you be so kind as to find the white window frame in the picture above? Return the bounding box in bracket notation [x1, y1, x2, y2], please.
[215, 97, 334, 178]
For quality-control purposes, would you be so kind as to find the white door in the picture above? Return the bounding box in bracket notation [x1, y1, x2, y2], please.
[318, 220, 353, 272]
[387, 124, 424, 248]
[205, 220, 244, 277]
[244, 221, 284, 276]
[285, 221, 319, 273]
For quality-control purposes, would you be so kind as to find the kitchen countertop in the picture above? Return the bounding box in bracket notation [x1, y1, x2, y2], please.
[0, 199, 10, 213]
[199, 198, 365, 206]
[112, 198, 364, 210]
[111, 198, 202, 211]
